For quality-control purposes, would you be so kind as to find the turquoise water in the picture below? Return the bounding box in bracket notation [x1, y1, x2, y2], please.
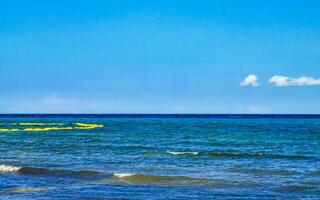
[0, 116, 319, 199]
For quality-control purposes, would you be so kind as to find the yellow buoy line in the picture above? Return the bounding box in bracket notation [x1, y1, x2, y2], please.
[0, 122, 104, 132]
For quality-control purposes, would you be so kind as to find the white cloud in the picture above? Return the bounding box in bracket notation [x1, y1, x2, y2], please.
[269, 75, 320, 87]
[240, 74, 259, 87]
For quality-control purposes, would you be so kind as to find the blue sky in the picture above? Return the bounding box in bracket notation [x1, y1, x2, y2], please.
[1, 0, 319, 114]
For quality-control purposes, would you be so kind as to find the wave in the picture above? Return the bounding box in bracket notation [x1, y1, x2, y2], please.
[164, 150, 311, 160]
[165, 150, 310, 160]
[19, 167, 101, 177]
[111, 172, 260, 188]
[208, 152, 310, 160]
[1, 164, 209, 185]
[167, 151, 199, 156]
[114, 173, 136, 178]
[0, 165, 211, 186]
[0, 164, 101, 178]
[0, 164, 21, 172]
[113, 172, 210, 185]
[0, 164, 261, 188]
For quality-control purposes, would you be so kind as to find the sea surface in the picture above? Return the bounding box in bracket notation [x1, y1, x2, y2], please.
[0, 114, 319, 199]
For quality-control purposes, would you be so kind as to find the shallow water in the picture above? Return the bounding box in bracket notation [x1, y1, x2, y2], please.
[0, 115, 319, 199]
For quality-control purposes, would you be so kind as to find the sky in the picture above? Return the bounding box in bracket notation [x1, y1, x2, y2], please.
[0, 0, 319, 114]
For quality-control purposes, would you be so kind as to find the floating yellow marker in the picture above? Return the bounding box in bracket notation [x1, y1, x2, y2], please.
[74, 123, 104, 129]
[0, 122, 104, 132]
[0, 128, 20, 132]
[19, 122, 65, 126]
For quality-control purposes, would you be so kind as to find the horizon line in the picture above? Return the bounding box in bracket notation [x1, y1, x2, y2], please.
[0, 113, 320, 115]
[0, 113, 319, 116]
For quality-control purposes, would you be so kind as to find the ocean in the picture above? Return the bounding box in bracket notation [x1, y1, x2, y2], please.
[0, 114, 319, 199]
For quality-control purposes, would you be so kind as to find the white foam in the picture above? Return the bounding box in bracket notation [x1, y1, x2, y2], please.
[0, 164, 21, 172]
[113, 173, 136, 178]
[167, 151, 199, 155]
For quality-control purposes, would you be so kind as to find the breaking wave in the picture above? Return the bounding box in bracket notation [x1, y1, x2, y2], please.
[112, 172, 210, 185]
[0, 164, 21, 172]
[166, 151, 199, 156]
[0, 164, 101, 177]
